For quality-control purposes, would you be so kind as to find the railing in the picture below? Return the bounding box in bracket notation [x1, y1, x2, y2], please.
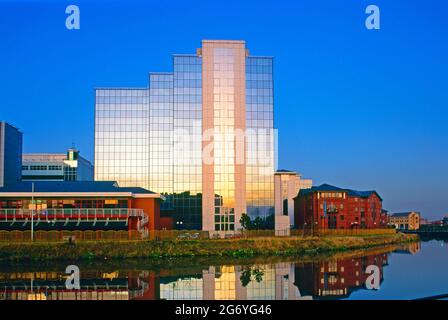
[290, 228, 396, 237]
[0, 208, 146, 222]
[415, 226, 448, 233]
[0, 230, 142, 242]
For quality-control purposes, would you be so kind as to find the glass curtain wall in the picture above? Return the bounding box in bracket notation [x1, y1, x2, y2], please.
[173, 55, 203, 229]
[246, 57, 275, 225]
[94, 41, 275, 231]
[95, 89, 150, 189]
[149, 73, 174, 210]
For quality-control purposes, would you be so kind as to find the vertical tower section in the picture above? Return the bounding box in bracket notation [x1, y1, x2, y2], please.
[148, 73, 174, 209]
[201, 40, 247, 232]
[246, 56, 275, 224]
[94, 88, 150, 189]
[173, 55, 203, 229]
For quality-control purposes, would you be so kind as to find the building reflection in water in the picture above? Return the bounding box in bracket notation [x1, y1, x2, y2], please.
[0, 244, 421, 300]
[160, 264, 310, 300]
[294, 254, 388, 299]
[393, 241, 421, 255]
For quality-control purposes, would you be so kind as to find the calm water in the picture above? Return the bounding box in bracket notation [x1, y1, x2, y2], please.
[0, 240, 447, 300]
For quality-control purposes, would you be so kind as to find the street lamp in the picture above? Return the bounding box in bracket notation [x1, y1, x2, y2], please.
[31, 182, 34, 242]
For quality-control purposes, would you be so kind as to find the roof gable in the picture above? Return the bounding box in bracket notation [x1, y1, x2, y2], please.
[295, 184, 382, 201]
[0, 181, 156, 195]
[391, 212, 420, 217]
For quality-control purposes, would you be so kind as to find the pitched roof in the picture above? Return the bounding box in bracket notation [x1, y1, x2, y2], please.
[391, 212, 420, 217]
[298, 184, 344, 196]
[0, 181, 156, 195]
[296, 184, 382, 201]
[347, 189, 382, 200]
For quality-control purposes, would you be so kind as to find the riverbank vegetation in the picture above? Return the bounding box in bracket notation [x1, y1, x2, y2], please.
[0, 232, 418, 263]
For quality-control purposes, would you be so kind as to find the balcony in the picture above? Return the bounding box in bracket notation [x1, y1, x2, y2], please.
[0, 208, 148, 232]
[0, 208, 146, 222]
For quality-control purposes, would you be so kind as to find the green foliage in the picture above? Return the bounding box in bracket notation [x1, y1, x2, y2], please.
[240, 267, 265, 287]
[239, 213, 275, 230]
[239, 213, 252, 230]
[240, 269, 252, 287]
[253, 217, 263, 229]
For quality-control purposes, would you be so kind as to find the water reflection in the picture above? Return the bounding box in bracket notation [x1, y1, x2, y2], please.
[0, 242, 423, 300]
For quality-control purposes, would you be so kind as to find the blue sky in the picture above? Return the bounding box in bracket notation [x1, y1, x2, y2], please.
[1, 0, 447, 219]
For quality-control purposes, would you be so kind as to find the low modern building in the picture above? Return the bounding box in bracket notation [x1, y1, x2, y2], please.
[0, 181, 165, 234]
[294, 184, 384, 230]
[274, 170, 312, 233]
[0, 121, 23, 187]
[22, 148, 94, 182]
[388, 212, 420, 230]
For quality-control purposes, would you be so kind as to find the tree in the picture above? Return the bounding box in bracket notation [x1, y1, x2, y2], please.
[239, 213, 252, 230]
[240, 268, 252, 287]
[253, 217, 263, 230]
[253, 268, 264, 283]
[239, 267, 265, 287]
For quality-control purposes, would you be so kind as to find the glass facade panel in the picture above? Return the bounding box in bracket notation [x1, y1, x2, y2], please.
[95, 88, 150, 189]
[173, 55, 203, 229]
[246, 57, 275, 224]
[212, 47, 236, 231]
[160, 277, 203, 300]
[149, 73, 174, 210]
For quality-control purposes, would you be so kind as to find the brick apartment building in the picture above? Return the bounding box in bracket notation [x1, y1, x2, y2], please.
[294, 184, 385, 229]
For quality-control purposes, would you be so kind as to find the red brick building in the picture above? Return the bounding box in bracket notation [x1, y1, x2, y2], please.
[294, 184, 384, 229]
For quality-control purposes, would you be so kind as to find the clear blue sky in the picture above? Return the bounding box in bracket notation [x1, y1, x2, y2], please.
[1, 0, 447, 219]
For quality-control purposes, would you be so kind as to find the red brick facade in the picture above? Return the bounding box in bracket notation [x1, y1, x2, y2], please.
[294, 184, 385, 229]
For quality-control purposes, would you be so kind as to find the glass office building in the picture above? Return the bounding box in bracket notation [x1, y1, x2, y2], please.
[95, 40, 275, 231]
[0, 121, 23, 188]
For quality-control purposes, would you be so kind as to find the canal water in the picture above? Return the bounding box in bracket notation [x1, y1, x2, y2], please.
[0, 240, 447, 300]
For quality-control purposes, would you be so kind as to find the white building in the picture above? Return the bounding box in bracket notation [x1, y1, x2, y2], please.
[274, 170, 312, 230]
[21, 148, 94, 182]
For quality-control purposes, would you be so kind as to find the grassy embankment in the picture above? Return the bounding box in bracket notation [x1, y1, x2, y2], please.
[0, 232, 418, 262]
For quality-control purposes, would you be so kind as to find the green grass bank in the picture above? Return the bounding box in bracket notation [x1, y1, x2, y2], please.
[0, 232, 418, 263]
